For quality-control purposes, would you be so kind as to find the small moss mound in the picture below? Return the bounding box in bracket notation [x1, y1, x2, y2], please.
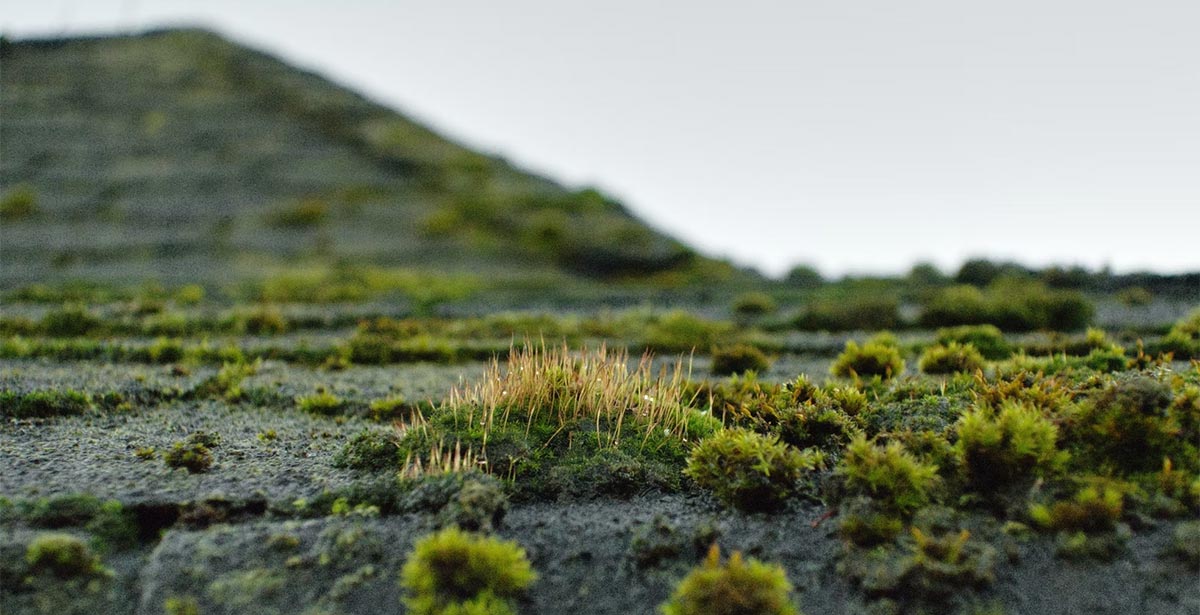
[918, 342, 985, 375]
[955, 401, 1066, 493]
[836, 436, 939, 518]
[660, 544, 798, 615]
[711, 344, 771, 376]
[1168, 521, 1200, 566]
[0, 389, 93, 418]
[400, 526, 536, 615]
[1029, 482, 1125, 534]
[732, 292, 778, 317]
[296, 389, 346, 416]
[335, 429, 400, 471]
[831, 338, 905, 381]
[685, 428, 824, 512]
[0, 183, 38, 221]
[25, 532, 107, 579]
[163, 441, 214, 473]
[935, 325, 1011, 360]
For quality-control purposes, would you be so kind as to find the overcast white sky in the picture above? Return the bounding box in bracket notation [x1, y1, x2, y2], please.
[4, 1, 1199, 277]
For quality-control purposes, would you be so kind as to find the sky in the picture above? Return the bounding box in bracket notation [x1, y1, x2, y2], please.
[4, 1, 1199, 277]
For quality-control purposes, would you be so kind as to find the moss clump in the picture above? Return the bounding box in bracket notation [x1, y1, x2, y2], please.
[831, 339, 905, 381]
[840, 523, 996, 607]
[660, 544, 798, 615]
[0, 389, 93, 418]
[185, 430, 221, 448]
[163, 441, 214, 473]
[711, 344, 771, 376]
[935, 325, 1011, 360]
[629, 515, 716, 569]
[369, 395, 410, 421]
[1067, 375, 1185, 474]
[793, 297, 900, 332]
[1155, 308, 1200, 359]
[400, 527, 535, 615]
[772, 404, 858, 456]
[334, 429, 400, 471]
[642, 311, 731, 353]
[4, 494, 137, 552]
[685, 428, 824, 512]
[41, 306, 104, 337]
[240, 305, 289, 335]
[0, 183, 38, 221]
[25, 532, 108, 579]
[918, 342, 985, 375]
[190, 360, 257, 401]
[1029, 480, 1131, 560]
[1029, 481, 1125, 534]
[267, 197, 329, 227]
[296, 389, 346, 416]
[955, 401, 1066, 493]
[918, 281, 1093, 332]
[837, 436, 940, 518]
[398, 344, 694, 498]
[732, 292, 778, 317]
[1167, 520, 1200, 566]
[164, 596, 201, 615]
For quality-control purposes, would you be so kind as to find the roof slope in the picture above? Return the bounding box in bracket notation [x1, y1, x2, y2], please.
[0, 29, 733, 288]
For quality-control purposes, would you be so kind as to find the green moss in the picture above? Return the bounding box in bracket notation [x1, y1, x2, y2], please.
[841, 524, 995, 606]
[685, 428, 824, 512]
[369, 395, 410, 421]
[296, 389, 346, 416]
[400, 527, 535, 615]
[144, 337, 184, 363]
[1082, 347, 1128, 372]
[266, 197, 329, 227]
[84, 500, 138, 552]
[1154, 308, 1200, 359]
[955, 401, 1066, 493]
[1066, 375, 1183, 474]
[660, 545, 798, 615]
[772, 404, 858, 456]
[191, 360, 258, 401]
[629, 515, 703, 569]
[838, 499, 904, 547]
[793, 296, 899, 332]
[174, 284, 206, 305]
[25, 532, 108, 579]
[164, 596, 201, 615]
[0, 182, 38, 221]
[1167, 520, 1200, 566]
[1028, 481, 1125, 534]
[241, 305, 289, 334]
[732, 292, 777, 317]
[163, 441, 214, 473]
[710, 344, 771, 376]
[207, 568, 286, 609]
[185, 430, 222, 448]
[836, 436, 940, 518]
[334, 429, 400, 471]
[0, 389, 93, 418]
[536, 447, 684, 501]
[935, 325, 1011, 360]
[831, 339, 905, 381]
[41, 305, 104, 337]
[642, 310, 731, 353]
[919, 281, 1093, 332]
[918, 342, 985, 375]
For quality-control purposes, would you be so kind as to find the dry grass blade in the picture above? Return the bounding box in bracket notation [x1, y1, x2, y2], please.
[400, 439, 482, 479]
